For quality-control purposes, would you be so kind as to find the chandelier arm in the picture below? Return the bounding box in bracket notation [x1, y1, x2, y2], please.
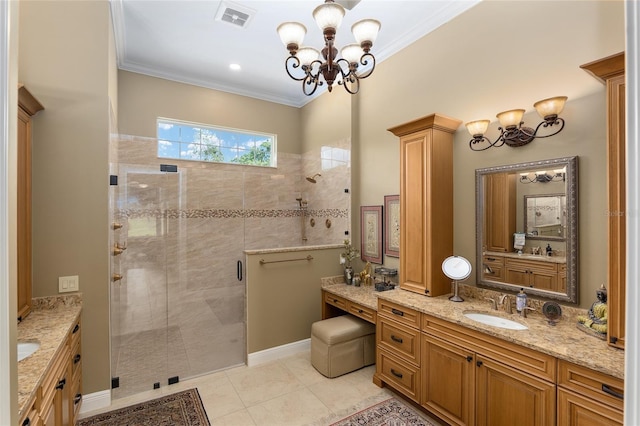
[469, 135, 505, 151]
[521, 118, 566, 139]
[341, 74, 360, 94]
[302, 74, 320, 96]
[284, 56, 307, 82]
[356, 53, 376, 79]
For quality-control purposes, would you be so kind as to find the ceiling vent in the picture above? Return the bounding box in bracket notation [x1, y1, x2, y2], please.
[215, 1, 255, 29]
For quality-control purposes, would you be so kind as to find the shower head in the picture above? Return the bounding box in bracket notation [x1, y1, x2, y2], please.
[306, 173, 322, 183]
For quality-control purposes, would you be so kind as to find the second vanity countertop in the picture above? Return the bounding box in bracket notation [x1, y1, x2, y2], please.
[321, 280, 623, 380]
[17, 295, 82, 420]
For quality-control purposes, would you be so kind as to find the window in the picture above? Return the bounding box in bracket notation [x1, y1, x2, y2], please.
[157, 118, 276, 167]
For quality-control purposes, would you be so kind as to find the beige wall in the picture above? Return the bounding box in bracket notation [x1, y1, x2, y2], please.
[19, 1, 112, 393]
[351, 0, 624, 308]
[117, 71, 302, 154]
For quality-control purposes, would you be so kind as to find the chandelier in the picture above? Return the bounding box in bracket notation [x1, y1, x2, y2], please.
[519, 169, 566, 184]
[466, 96, 568, 151]
[276, 0, 381, 96]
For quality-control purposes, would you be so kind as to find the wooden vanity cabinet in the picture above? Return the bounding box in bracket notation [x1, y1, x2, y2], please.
[321, 290, 376, 324]
[481, 255, 505, 282]
[388, 114, 462, 297]
[581, 52, 625, 350]
[17, 85, 44, 321]
[504, 257, 559, 291]
[484, 172, 516, 253]
[421, 314, 556, 426]
[557, 360, 623, 425]
[375, 301, 422, 402]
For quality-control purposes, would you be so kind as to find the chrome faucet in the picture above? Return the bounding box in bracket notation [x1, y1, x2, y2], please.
[484, 297, 498, 310]
[499, 294, 513, 314]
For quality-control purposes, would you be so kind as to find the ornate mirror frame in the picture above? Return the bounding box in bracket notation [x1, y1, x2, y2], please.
[475, 156, 578, 303]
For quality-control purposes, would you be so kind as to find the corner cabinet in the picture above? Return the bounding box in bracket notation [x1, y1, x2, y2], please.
[580, 53, 625, 350]
[17, 85, 44, 322]
[387, 114, 462, 297]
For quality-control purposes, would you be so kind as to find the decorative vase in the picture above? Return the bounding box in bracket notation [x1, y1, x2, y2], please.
[344, 266, 354, 285]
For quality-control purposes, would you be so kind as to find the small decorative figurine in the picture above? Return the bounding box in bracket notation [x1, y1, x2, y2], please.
[576, 284, 608, 340]
[359, 262, 373, 286]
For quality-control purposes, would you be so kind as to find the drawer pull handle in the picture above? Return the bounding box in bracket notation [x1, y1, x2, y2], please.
[74, 393, 83, 404]
[22, 418, 30, 426]
[333, 299, 338, 303]
[56, 378, 66, 390]
[73, 324, 80, 334]
[487, 257, 496, 261]
[358, 309, 363, 314]
[602, 384, 624, 400]
[391, 335, 403, 344]
[391, 308, 404, 317]
[466, 356, 473, 362]
[74, 354, 82, 364]
[391, 369, 403, 379]
[476, 360, 483, 367]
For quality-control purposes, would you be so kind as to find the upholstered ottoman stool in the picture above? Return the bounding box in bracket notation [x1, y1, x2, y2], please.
[311, 314, 376, 378]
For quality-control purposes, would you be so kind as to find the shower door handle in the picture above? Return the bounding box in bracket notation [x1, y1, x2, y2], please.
[237, 260, 243, 281]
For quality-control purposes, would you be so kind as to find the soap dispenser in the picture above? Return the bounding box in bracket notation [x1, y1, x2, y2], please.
[516, 288, 528, 312]
[546, 243, 553, 256]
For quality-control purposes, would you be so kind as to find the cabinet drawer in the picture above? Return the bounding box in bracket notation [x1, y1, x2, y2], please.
[378, 299, 421, 329]
[70, 365, 83, 421]
[71, 337, 82, 380]
[422, 314, 556, 382]
[347, 301, 376, 324]
[69, 318, 81, 350]
[557, 388, 623, 426]
[377, 349, 420, 402]
[506, 257, 558, 273]
[378, 317, 420, 365]
[324, 293, 347, 311]
[558, 360, 624, 411]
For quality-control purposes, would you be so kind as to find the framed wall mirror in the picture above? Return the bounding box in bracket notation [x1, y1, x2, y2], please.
[476, 156, 578, 303]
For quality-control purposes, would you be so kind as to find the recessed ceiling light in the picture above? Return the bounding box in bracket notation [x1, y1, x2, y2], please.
[229, 63, 241, 71]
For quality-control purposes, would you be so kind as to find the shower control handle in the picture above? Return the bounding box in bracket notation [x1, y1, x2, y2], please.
[237, 260, 243, 281]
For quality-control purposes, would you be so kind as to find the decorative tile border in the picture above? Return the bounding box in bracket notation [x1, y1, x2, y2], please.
[118, 208, 348, 219]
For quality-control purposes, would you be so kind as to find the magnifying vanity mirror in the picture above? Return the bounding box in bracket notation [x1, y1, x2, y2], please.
[476, 156, 578, 303]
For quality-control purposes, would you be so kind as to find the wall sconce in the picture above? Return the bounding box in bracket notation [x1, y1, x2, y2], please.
[519, 169, 566, 184]
[466, 96, 568, 151]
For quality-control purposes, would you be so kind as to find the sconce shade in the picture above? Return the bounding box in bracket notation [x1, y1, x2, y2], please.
[466, 120, 490, 136]
[277, 22, 307, 48]
[340, 44, 363, 64]
[352, 19, 381, 46]
[313, 1, 345, 31]
[496, 109, 525, 128]
[534, 96, 568, 119]
[296, 47, 320, 66]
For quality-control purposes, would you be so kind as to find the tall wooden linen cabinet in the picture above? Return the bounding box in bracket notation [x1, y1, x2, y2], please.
[17, 85, 44, 321]
[581, 52, 625, 350]
[388, 114, 462, 297]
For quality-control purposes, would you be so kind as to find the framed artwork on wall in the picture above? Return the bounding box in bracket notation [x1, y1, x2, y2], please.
[384, 195, 400, 257]
[361, 205, 383, 264]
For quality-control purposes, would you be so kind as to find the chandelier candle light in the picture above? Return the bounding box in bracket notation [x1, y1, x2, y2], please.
[277, 0, 381, 96]
[466, 96, 568, 151]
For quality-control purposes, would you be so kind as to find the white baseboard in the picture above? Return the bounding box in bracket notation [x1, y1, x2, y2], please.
[247, 338, 310, 367]
[79, 389, 111, 415]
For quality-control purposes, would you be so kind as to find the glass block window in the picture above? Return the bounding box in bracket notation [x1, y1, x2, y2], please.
[157, 118, 276, 167]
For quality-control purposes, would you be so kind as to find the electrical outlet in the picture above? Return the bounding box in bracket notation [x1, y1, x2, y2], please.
[59, 275, 79, 293]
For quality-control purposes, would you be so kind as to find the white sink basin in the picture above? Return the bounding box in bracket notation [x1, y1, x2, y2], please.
[464, 312, 528, 330]
[17, 342, 40, 362]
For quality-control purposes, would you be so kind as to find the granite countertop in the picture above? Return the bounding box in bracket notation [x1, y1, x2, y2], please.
[17, 295, 82, 420]
[321, 278, 623, 380]
[484, 250, 566, 264]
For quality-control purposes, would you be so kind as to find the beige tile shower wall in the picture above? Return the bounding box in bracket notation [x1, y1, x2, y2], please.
[116, 134, 350, 248]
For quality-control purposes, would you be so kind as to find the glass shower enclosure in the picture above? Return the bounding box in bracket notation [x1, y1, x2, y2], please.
[109, 164, 246, 399]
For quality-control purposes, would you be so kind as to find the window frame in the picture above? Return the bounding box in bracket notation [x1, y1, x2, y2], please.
[156, 117, 277, 168]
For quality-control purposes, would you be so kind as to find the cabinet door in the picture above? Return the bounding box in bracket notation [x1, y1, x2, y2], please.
[422, 335, 475, 426]
[505, 264, 530, 287]
[484, 173, 516, 253]
[530, 269, 557, 291]
[557, 388, 623, 426]
[476, 356, 555, 426]
[17, 107, 32, 321]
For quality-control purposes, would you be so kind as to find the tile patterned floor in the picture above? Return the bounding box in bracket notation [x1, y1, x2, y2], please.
[79, 351, 436, 425]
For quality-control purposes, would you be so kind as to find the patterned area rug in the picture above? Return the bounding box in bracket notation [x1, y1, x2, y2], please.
[330, 397, 437, 426]
[77, 388, 210, 426]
